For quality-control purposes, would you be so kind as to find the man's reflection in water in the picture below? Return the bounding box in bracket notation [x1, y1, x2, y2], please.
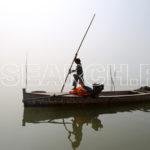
[63, 116, 103, 150]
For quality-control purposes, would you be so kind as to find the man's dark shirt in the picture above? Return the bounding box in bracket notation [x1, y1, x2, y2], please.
[76, 64, 83, 76]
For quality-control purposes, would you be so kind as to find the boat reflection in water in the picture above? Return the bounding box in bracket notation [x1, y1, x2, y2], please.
[22, 102, 150, 150]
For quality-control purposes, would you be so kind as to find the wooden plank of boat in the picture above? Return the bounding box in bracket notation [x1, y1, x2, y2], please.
[22, 88, 150, 107]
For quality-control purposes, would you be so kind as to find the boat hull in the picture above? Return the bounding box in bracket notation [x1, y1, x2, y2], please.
[22, 89, 150, 107]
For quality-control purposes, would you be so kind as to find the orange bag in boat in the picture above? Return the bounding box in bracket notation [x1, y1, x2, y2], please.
[69, 86, 92, 96]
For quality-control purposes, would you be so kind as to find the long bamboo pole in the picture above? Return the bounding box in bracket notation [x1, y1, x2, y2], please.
[61, 14, 96, 92]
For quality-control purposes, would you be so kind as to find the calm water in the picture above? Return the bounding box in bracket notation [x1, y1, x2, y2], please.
[0, 86, 150, 150]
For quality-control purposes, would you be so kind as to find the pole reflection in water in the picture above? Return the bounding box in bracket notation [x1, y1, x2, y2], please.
[22, 103, 150, 150]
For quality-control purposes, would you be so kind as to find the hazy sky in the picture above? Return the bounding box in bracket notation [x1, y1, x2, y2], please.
[0, 0, 150, 90]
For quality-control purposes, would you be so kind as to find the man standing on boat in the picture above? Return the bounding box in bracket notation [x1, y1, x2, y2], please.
[69, 58, 84, 90]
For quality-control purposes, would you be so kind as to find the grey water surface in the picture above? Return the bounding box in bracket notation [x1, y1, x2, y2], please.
[0, 85, 150, 150]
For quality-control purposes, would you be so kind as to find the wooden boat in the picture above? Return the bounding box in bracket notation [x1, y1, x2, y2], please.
[22, 88, 150, 107]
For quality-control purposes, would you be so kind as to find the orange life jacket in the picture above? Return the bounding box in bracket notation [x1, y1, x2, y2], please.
[69, 86, 91, 96]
